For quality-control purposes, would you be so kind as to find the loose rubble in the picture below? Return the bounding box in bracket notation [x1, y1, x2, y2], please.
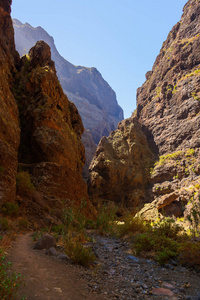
[65, 233, 200, 299]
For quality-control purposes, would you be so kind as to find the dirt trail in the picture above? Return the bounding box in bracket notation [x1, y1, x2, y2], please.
[9, 234, 106, 300]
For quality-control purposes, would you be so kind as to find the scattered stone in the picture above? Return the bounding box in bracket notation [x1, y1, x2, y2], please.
[34, 234, 56, 250]
[57, 254, 70, 260]
[52, 287, 62, 294]
[45, 247, 58, 256]
[75, 232, 200, 299]
[127, 255, 139, 263]
[151, 287, 175, 296]
[161, 282, 176, 290]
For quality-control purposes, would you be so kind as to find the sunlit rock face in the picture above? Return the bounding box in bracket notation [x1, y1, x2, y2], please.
[137, 0, 200, 155]
[89, 0, 200, 217]
[88, 118, 154, 211]
[135, 0, 200, 219]
[13, 19, 124, 177]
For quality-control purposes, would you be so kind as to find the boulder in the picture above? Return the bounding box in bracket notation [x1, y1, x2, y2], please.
[45, 247, 59, 256]
[34, 234, 56, 250]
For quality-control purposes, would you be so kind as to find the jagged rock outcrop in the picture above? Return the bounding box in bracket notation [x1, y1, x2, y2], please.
[13, 19, 124, 177]
[88, 118, 153, 211]
[14, 41, 90, 213]
[0, 0, 20, 203]
[89, 0, 200, 216]
[0, 0, 93, 221]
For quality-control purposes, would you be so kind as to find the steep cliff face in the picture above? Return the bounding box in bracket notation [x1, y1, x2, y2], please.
[0, 0, 20, 203]
[0, 1, 93, 222]
[13, 19, 124, 176]
[137, 0, 200, 155]
[135, 0, 200, 219]
[89, 0, 200, 216]
[14, 40, 90, 214]
[88, 118, 153, 211]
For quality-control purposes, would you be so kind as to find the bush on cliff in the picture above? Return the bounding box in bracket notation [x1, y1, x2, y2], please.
[16, 171, 35, 197]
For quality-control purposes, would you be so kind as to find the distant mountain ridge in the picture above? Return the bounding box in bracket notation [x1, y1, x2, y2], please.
[13, 19, 124, 176]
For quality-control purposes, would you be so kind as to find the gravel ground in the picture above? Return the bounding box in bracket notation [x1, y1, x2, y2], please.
[73, 232, 200, 299]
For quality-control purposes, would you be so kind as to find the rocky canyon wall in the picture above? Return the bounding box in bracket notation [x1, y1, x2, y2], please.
[0, 0, 20, 203]
[89, 0, 200, 218]
[0, 0, 93, 223]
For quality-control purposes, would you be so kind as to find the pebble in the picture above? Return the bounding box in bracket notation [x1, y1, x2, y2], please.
[52, 287, 62, 293]
[127, 255, 139, 263]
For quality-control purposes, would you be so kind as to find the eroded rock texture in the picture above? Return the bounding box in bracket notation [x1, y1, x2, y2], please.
[15, 41, 89, 212]
[137, 0, 200, 155]
[0, 1, 93, 222]
[88, 118, 153, 211]
[0, 0, 20, 203]
[89, 0, 200, 216]
[136, 0, 200, 219]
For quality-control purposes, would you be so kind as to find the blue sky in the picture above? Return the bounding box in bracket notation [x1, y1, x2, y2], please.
[11, 0, 187, 119]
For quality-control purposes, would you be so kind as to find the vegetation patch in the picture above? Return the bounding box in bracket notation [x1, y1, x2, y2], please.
[16, 171, 35, 197]
[0, 203, 19, 217]
[155, 150, 182, 167]
[64, 232, 96, 267]
[0, 249, 23, 299]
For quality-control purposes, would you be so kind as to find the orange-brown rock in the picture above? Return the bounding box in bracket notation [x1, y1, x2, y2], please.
[0, 0, 94, 222]
[88, 118, 153, 211]
[13, 19, 124, 179]
[0, 0, 20, 203]
[14, 41, 90, 212]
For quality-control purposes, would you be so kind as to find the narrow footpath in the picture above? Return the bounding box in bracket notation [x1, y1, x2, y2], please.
[9, 233, 200, 300]
[9, 234, 106, 300]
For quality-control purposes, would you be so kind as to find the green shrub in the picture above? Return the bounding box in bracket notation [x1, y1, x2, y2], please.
[62, 199, 87, 233]
[179, 242, 200, 267]
[0, 218, 9, 231]
[0, 249, 23, 299]
[186, 201, 200, 237]
[155, 150, 182, 166]
[0, 203, 19, 217]
[16, 171, 35, 196]
[186, 148, 195, 157]
[132, 218, 184, 264]
[65, 233, 96, 267]
[52, 224, 65, 234]
[85, 219, 96, 229]
[156, 248, 178, 265]
[18, 218, 29, 230]
[153, 218, 183, 240]
[134, 232, 179, 264]
[95, 205, 117, 234]
[117, 216, 150, 237]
